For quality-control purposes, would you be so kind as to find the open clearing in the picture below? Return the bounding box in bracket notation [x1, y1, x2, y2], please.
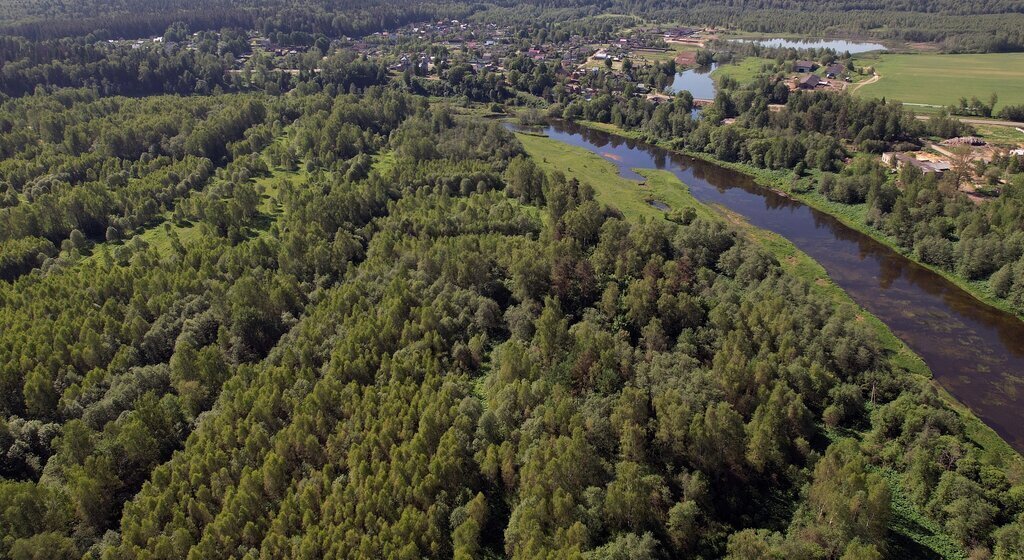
[711, 56, 775, 85]
[852, 53, 1024, 111]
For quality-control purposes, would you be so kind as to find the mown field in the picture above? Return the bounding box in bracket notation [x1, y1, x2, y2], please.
[852, 53, 1024, 110]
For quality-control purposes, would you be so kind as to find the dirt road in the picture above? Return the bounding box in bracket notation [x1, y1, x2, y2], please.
[915, 115, 1024, 127]
[848, 73, 879, 93]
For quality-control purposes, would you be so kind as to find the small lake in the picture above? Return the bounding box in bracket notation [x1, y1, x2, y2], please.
[666, 63, 717, 100]
[731, 38, 887, 54]
[522, 120, 1024, 453]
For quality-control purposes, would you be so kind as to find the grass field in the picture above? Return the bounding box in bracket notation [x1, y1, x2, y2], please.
[633, 42, 700, 65]
[852, 53, 1024, 111]
[712, 56, 778, 85]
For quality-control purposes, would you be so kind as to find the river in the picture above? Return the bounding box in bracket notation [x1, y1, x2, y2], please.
[532, 120, 1024, 452]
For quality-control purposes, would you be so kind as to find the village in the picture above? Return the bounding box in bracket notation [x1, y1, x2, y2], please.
[105, 21, 1023, 202]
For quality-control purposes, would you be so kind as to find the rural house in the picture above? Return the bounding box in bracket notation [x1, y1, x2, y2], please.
[798, 74, 821, 89]
[794, 60, 818, 73]
[824, 63, 844, 78]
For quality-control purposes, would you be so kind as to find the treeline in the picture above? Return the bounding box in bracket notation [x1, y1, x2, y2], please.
[5, 0, 1024, 52]
[0, 30, 389, 98]
[822, 156, 1024, 309]
[560, 80, 932, 173]
[0, 0, 479, 42]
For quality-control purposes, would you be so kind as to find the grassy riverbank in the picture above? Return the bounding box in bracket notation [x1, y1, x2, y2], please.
[575, 119, 1024, 324]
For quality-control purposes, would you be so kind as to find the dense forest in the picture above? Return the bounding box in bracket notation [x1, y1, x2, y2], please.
[2, 0, 1024, 51]
[0, 80, 1022, 558]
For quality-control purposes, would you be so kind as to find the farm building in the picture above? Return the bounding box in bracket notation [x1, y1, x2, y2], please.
[794, 60, 818, 73]
[798, 74, 821, 89]
[824, 63, 845, 78]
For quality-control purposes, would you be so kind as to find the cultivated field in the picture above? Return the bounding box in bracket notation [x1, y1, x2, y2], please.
[852, 53, 1024, 110]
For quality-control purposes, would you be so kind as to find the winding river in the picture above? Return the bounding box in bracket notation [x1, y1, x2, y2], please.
[534, 120, 1024, 452]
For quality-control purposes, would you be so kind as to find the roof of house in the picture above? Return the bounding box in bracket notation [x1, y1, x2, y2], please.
[794, 60, 817, 70]
[798, 74, 821, 87]
[825, 63, 845, 75]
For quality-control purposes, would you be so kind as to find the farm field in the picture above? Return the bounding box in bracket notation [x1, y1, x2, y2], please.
[852, 53, 1024, 111]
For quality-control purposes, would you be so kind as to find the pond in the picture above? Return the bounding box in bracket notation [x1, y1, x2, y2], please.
[731, 37, 887, 54]
[527, 120, 1024, 453]
[666, 63, 717, 100]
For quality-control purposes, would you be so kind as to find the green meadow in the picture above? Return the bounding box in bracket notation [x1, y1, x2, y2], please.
[852, 52, 1024, 110]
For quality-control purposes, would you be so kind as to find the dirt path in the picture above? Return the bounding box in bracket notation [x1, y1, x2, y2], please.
[915, 115, 1024, 127]
[849, 73, 879, 93]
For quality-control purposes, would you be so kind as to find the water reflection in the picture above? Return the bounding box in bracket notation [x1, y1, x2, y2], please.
[730, 38, 887, 53]
[533, 120, 1024, 452]
[666, 64, 718, 99]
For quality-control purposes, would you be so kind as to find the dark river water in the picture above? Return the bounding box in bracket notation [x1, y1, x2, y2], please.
[533, 120, 1024, 452]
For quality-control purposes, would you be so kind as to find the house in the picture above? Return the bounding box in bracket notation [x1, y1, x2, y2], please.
[798, 74, 821, 89]
[794, 60, 818, 73]
[824, 63, 845, 78]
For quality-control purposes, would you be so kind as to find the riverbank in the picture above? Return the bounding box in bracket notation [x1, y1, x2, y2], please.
[516, 122, 1022, 465]
[515, 130, 923, 372]
[574, 119, 1024, 324]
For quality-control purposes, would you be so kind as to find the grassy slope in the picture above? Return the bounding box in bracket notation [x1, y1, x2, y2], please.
[515, 129, 1019, 559]
[851, 53, 1024, 111]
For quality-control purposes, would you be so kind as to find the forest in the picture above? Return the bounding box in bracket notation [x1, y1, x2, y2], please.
[0, 82, 1022, 559]
[2, 0, 1024, 51]
[0, 80, 1019, 556]
[3, 2, 1024, 559]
